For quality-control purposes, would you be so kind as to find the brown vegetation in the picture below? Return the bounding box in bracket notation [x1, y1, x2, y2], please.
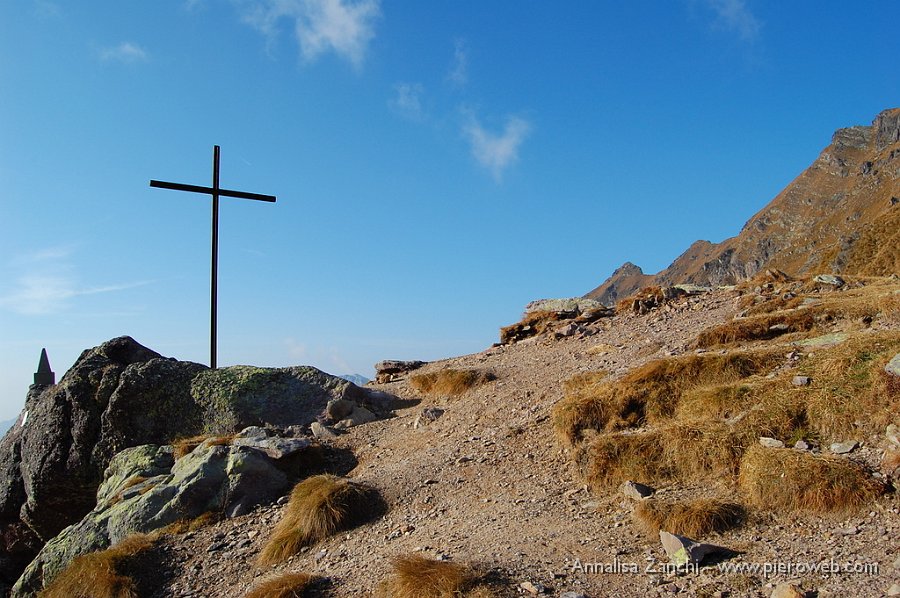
[258, 475, 376, 566]
[164, 511, 222, 535]
[376, 555, 496, 598]
[633, 498, 744, 537]
[695, 311, 816, 348]
[244, 572, 316, 598]
[39, 534, 157, 598]
[553, 349, 781, 444]
[499, 310, 568, 344]
[738, 445, 884, 513]
[172, 434, 236, 459]
[409, 369, 496, 397]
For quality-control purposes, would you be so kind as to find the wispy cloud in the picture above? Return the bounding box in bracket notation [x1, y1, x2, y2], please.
[704, 0, 761, 41]
[462, 113, 531, 181]
[99, 42, 149, 64]
[0, 247, 153, 315]
[236, 0, 381, 68]
[33, 0, 61, 19]
[389, 82, 425, 121]
[447, 38, 468, 88]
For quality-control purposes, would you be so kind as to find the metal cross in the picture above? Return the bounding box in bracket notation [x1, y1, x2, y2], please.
[150, 145, 276, 369]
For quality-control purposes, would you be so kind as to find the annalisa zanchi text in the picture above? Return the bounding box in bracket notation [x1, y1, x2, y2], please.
[569, 558, 879, 577]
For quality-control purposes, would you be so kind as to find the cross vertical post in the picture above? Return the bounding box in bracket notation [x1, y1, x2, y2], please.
[211, 145, 220, 369]
[150, 145, 276, 369]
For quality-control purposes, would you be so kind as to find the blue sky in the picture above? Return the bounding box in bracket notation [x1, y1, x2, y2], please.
[1, 1, 898, 420]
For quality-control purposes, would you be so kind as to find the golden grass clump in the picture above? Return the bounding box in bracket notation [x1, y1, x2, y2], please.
[258, 475, 374, 566]
[801, 331, 900, 439]
[738, 445, 884, 513]
[39, 534, 157, 598]
[695, 311, 816, 348]
[576, 430, 668, 489]
[172, 434, 236, 459]
[409, 369, 496, 397]
[244, 572, 316, 598]
[633, 498, 745, 537]
[553, 349, 781, 444]
[376, 555, 496, 598]
[616, 286, 667, 313]
[164, 511, 221, 535]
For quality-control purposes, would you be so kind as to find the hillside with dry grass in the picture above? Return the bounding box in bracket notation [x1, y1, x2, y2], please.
[31, 273, 897, 598]
[587, 108, 900, 305]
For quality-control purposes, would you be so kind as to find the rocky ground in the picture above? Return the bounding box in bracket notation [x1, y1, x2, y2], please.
[137, 284, 900, 598]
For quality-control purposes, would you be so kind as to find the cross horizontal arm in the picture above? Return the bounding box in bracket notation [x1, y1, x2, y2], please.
[150, 180, 276, 203]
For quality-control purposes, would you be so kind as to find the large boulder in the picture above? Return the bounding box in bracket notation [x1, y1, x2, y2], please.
[0, 336, 391, 595]
[12, 428, 318, 596]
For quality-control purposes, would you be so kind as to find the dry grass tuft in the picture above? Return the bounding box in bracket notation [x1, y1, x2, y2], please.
[376, 555, 496, 598]
[172, 434, 236, 459]
[801, 331, 900, 439]
[409, 369, 496, 397]
[633, 498, 744, 537]
[164, 511, 221, 535]
[39, 534, 157, 598]
[258, 475, 376, 566]
[616, 286, 667, 313]
[738, 445, 884, 513]
[576, 430, 668, 489]
[244, 572, 316, 598]
[696, 311, 816, 348]
[553, 349, 780, 444]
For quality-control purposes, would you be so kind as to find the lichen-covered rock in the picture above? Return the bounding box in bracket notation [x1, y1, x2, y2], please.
[12, 429, 314, 596]
[1, 337, 393, 595]
[190, 365, 374, 432]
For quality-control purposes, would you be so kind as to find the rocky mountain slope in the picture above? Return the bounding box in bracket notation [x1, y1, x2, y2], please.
[587, 108, 900, 305]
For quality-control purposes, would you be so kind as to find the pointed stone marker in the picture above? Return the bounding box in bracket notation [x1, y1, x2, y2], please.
[34, 348, 55, 386]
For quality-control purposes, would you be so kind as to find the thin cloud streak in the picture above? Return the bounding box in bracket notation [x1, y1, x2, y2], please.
[0, 277, 154, 315]
[389, 82, 425, 121]
[705, 0, 761, 41]
[236, 0, 381, 68]
[99, 42, 149, 63]
[463, 113, 531, 182]
[447, 38, 468, 87]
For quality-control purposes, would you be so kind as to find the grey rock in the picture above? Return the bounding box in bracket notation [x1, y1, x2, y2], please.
[231, 436, 311, 459]
[792, 376, 812, 386]
[554, 323, 580, 338]
[813, 274, 845, 287]
[771, 583, 805, 598]
[524, 298, 605, 314]
[659, 531, 727, 566]
[886, 353, 900, 378]
[374, 360, 426, 383]
[560, 593, 589, 598]
[887, 424, 900, 448]
[414, 408, 445, 429]
[310, 421, 337, 440]
[888, 583, 900, 597]
[769, 323, 790, 333]
[519, 581, 545, 595]
[622, 480, 655, 500]
[12, 432, 311, 595]
[673, 284, 711, 295]
[334, 406, 378, 430]
[760, 437, 785, 449]
[830, 441, 859, 454]
[793, 440, 810, 451]
[326, 399, 356, 421]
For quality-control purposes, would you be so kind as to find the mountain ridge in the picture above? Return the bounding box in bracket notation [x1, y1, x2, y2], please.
[586, 108, 900, 305]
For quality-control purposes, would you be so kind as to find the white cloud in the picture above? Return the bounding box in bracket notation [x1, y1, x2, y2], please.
[99, 42, 149, 64]
[447, 38, 468, 88]
[236, 0, 381, 68]
[462, 113, 531, 181]
[705, 0, 761, 41]
[0, 247, 153, 315]
[389, 82, 424, 121]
